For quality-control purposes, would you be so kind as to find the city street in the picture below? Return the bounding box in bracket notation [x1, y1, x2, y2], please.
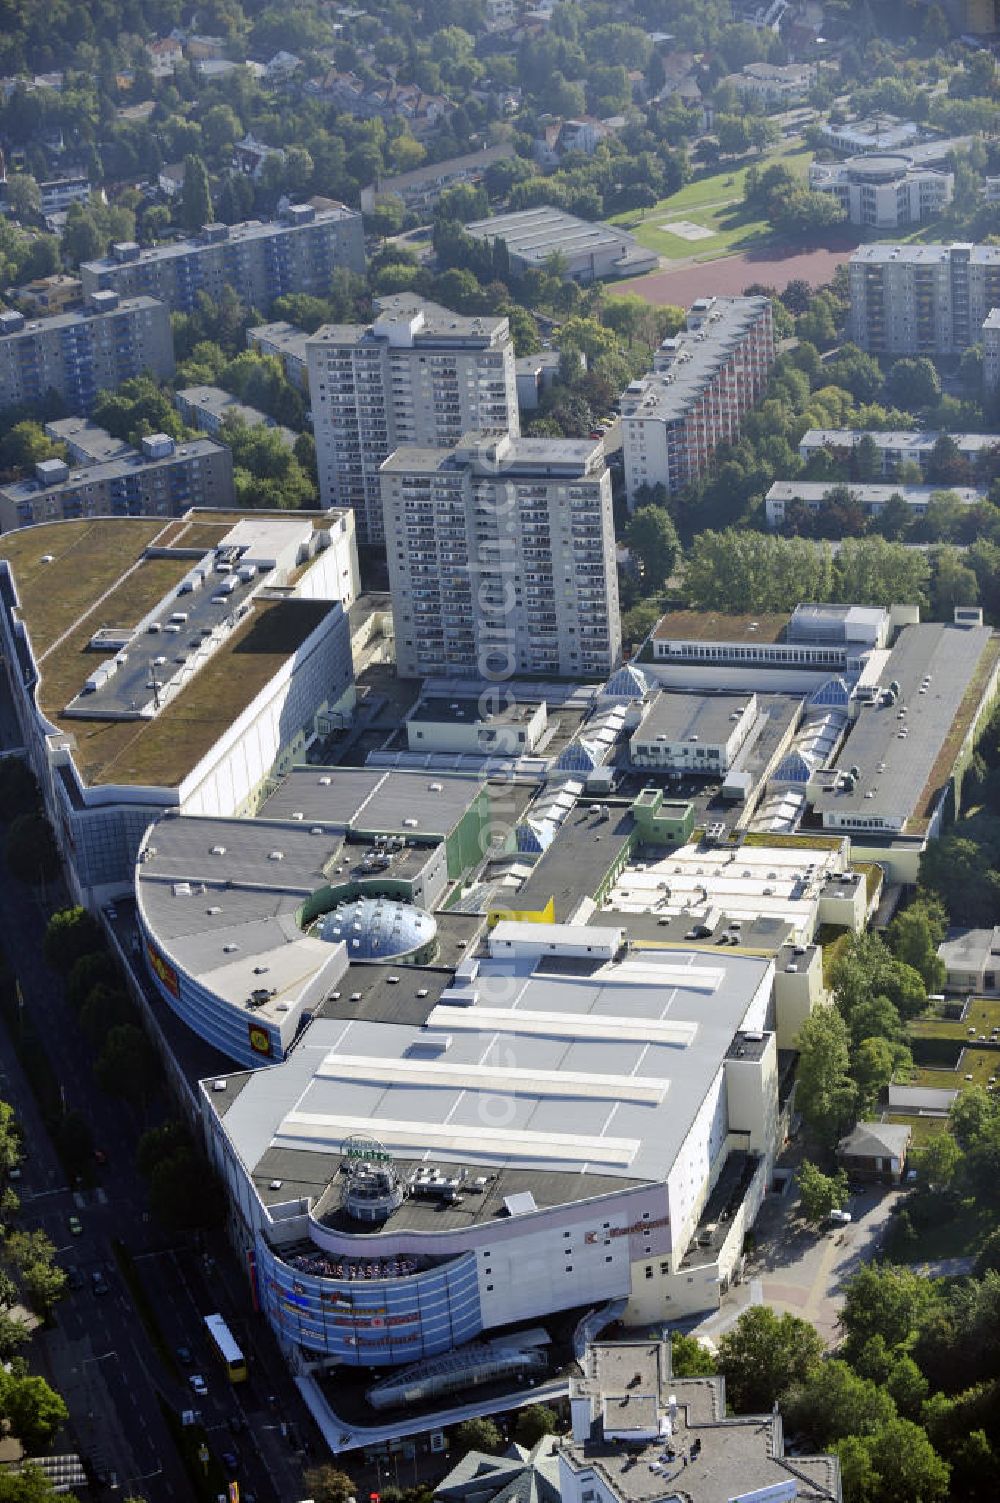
[0, 812, 313, 1502]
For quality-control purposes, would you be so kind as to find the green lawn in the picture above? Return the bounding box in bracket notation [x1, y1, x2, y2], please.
[609, 144, 814, 265]
[886, 1112, 948, 1147]
[911, 998, 1000, 1040]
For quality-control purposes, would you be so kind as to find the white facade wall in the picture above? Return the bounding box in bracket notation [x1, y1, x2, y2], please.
[309, 313, 519, 545]
[179, 606, 353, 818]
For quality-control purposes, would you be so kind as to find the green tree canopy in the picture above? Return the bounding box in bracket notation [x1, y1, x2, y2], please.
[794, 1004, 857, 1146]
[716, 1305, 823, 1412]
[797, 1160, 849, 1224]
[42, 908, 103, 974]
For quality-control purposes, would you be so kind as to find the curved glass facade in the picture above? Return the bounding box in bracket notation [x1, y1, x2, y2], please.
[255, 1238, 482, 1365]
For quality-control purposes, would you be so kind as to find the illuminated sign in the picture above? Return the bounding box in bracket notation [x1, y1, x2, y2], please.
[145, 940, 179, 998]
[343, 1133, 393, 1164]
[584, 1215, 669, 1245]
[248, 1023, 272, 1057]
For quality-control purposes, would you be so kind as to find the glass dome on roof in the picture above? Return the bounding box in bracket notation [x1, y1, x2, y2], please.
[313, 895, 437, 960]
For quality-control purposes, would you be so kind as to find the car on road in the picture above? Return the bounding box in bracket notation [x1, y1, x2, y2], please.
[66, 1266, 84, 1290]
[830, 1208, 853, 1225]
[176, 1345, 193, 1366]
[91, 1270, 110, 1295]
[221, 1450, 239, 1473]
[189, 1374, 208, 1396]
[68, 1215, 82, 1236]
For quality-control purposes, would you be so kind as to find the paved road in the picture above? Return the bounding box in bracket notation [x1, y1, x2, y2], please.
[692, 1179, 903, 1349]
[0, 849, 312, 1501]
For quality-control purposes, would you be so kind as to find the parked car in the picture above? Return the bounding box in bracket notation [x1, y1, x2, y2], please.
[830, 1208, 852, 1225]
[189, 1374, 208, 1397]
[68, 1214, 83, 1236]
[176, 1345, 193, 1366]
[92, 1270, 109, 1295]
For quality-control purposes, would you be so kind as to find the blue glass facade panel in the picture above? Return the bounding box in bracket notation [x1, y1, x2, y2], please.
[255, 1240, 482, 1366]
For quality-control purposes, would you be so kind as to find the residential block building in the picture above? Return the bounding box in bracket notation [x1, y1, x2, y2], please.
[380, 432, 620, 680]
[0, 433, 234, 531]
[621, 295, 775, 505]
[247, 321, 310, 390]
[308, 294, 519, 544]
[798, 427, 1000, 477]
[809, 155, 953, 229]
[847, 242, 1000, 355]
[0, 293, 173, 412]
[79, 203, 365, 316]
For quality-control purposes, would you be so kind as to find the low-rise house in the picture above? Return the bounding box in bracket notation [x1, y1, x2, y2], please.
[232, 133, 285, 183]
[837, 1121, 911, 1184]
[938, 926, 1000, 993]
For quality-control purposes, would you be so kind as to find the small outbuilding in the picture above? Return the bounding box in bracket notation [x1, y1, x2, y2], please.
[837, 1121, 912, 1184]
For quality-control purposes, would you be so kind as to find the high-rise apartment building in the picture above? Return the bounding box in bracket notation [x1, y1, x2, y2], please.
[848, 243, 1000, 355]
[0, 293, 173, 412]
[984, 308, 1000, 397]
[620, 295, 775, 506]
[380, 432, 620, 681]
[308, 295, 519, 545]
[80, 203, 365, 316]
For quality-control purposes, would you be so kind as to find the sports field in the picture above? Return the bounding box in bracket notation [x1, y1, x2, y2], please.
[609, 145, 814, 264]
[616, 242, 860, 304]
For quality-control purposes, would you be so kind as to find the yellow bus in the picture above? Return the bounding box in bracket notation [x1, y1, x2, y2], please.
[204, 1313, 248, 1382]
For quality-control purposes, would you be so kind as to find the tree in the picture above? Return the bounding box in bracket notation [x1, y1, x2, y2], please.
[5, 814, 58, 886]
[798, 1160, 849, 1224]
[625, 507, 680, 588]
[18, 1257, 65, 1318]
[884, 357, 941, 412]
[783, 1359, 896, 1448]
[453, 1417, 502, 1454]
[301, 1467, 356, 1503]
[513, 1404, 558, 1448]
[833, 537, 929, 608]
[669, 1333, 717, 1377]
[65, 952, 120, 1012]
[886, 897, 947, 990]
[716, 1305, 823, 1412]
[684, 531, 833, 613]
[4, 175, 41, 222]
[43, 908, 103, 973]
[833, 1433, 879, 1503]
[839, 1264, 938, 1359]
[852, 1036, 905, 1116]
[94, 1025, 158, 1108]
[794, 1005, 857, 1145]
[149, 1148, 224, 1231]
[864, 1418, 949, 1503]
[930, 545, 979, 620]
[60, 202, 104, 266]
[0, 1373, 68, 1451]
[949, 1085, 998, 1150]
[180, 154, 212, 233]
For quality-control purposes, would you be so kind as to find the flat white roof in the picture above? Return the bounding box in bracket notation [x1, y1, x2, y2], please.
[217, 938, 772, 1187]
